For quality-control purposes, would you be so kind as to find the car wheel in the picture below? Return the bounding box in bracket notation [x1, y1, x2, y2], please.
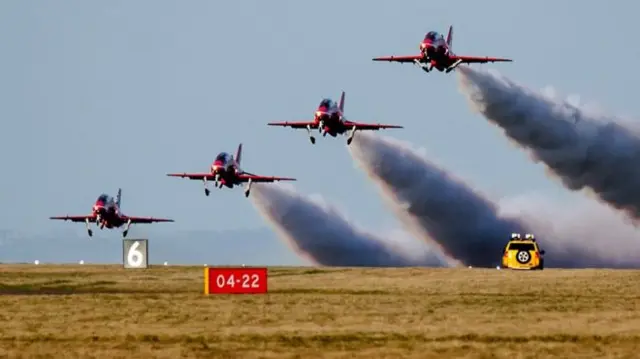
[516, 250, 530, 264]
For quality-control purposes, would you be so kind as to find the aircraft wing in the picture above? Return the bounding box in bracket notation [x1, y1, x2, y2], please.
[343, 120, 404, 130]
[49, 214, 96, 223]
[267, 121, 318, 129]
[166, 173, 217, 180]
[451, 55, 513, 64]
[120, 215, 174, 224]
[372, 55, 423, 63]
[237, 173, 296, 183]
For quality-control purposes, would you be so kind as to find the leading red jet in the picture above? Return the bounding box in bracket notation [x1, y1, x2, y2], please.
[267, 91, 403, 145]
[49, 188, 174, 238]
[166, 143, 296, 197]
[372, 25, 513, 74]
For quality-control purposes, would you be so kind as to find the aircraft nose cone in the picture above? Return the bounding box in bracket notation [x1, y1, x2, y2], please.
[212, 163, 224, 173]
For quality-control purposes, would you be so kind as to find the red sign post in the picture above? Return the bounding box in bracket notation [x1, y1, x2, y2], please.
[204, 267, 268, 295]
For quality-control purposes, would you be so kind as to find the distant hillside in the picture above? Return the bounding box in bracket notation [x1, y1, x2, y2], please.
[0, 227, 305, 265]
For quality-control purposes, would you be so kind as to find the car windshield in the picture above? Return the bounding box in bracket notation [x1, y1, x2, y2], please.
[508, 242, 536, 251]
[319, 99, 332, 108]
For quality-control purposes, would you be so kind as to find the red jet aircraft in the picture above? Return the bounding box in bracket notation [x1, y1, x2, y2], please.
[166, 143, 296, 197]
[49, 188, 174, 238]
[372, 25, 512, 73]
[267, 91, 403, 145]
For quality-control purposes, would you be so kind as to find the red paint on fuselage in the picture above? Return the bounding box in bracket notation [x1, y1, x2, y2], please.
[314, 101, 345, 137]
[418, 32, 452, 71]
[92, 195, 123, 228]
[209, 152, 240, 188]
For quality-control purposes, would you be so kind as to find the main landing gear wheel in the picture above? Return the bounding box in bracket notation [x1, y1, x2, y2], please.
[204, 188, 210, 196]
[122, 230, 128, 238]
[310, 136, 316, 144]
[347, 138, 353, 145]
[87, 229, 93, 237]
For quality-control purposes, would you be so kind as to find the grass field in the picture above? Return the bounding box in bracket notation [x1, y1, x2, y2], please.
[1, 265, 639, 359]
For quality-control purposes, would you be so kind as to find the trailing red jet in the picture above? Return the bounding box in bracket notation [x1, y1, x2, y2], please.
[49, 188, 174, 238]
[267, 91, 403, 145]
[372, 25, 513, 73]
[166, 143, 296, 197]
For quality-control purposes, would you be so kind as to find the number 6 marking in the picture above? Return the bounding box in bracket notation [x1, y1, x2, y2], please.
[127, 241, 144, 267]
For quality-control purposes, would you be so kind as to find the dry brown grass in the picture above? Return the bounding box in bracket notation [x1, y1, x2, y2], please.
[1, 265, 640, 358]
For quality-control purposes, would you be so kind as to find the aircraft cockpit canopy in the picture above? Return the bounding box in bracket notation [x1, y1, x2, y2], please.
[96, 194, 110, 204]
[424, 31, 440, 41]
[319, 99, 333, 109]
[215, 152, 232, 164]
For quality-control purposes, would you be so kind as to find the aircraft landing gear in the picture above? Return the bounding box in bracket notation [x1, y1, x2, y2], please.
[346, 125, 357, 145]
[445, 59, 463, 73]
[307, 124, 316, 145]
[203, 177, 210, 196]
[414, 59, 431, 72]
[85, 218, 93, 238]
[122, 219, 132, 238]
[244, 178, 252, 198]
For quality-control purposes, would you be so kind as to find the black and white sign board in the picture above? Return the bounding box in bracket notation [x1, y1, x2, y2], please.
[122, 239, 149, 269]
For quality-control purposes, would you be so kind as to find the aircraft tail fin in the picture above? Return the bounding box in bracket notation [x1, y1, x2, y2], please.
[446, 25, 453, 51]
[338, 91, 346, 113]
[235, 143, 243, 166]
[116, 188, 122, 208]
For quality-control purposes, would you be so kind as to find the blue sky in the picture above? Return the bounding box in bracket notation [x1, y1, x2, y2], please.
[2, 0, 639, 239]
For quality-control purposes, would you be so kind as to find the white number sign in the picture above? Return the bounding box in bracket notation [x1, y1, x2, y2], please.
[216, 274, 225, 288]
[216, 274, 238, 288]
[122, 239, 148, 268]
[127, 241, 143, 267]
[241, 274, 260, 288]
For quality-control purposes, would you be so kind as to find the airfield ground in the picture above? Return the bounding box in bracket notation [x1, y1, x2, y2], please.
[0, 265, 639, 359]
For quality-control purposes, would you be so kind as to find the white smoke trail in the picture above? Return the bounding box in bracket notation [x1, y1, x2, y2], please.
[457, 66, 640, 223]
[499, 193, 640, 268]
[349, 132, 525, 268]
[349, 132, 640, 268]
[249, 183, 451, 267]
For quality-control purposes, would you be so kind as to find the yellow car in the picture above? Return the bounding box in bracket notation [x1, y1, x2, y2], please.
[501, 233, 545, 270]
